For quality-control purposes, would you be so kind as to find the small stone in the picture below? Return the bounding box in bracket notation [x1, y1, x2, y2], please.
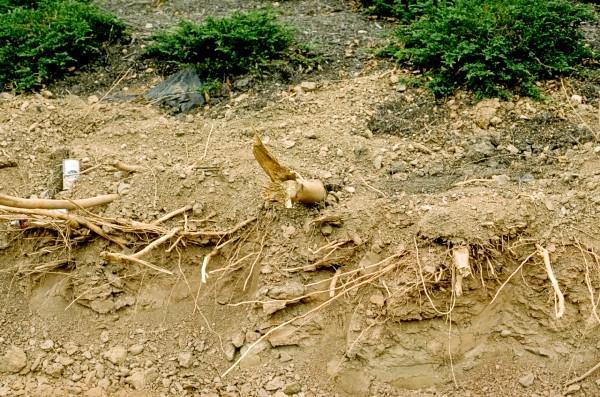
[128, 344, 144, 356]
[345, 186, 356, 194]
[44, 362, 64, 377]
[103, 345, 127, 365]
[281, 139, 296, 149]
[505, 144, 519, 154]
[232, 332, 245, 349]
[117, 182, 130, 195]
[224, 343, 236, 362]
[302, 131, 317, 139]
[40, 89, 54, 99]
[265, 376, 285, 391]
[369, 292, 385, 307]
[570, 94, 583, 105]
[321, 224, 333, 236]
[299, 81, 317, 92]
[283, 382, 302, 395]
[0, 346, 27, 373]
[565, 384, 581, 395]
[279, 352, 293, 362]
[594, 146, 600, 154]
[40, 339, 55, 351]
[87, 95, 99, 104]
[126, 370, 146, 390]
[144, 23, 153, 29]
[267, 281, 305, 300]
[396, 83, 407, 92]
[490, 116, 502, 126]
[64, 342, 78, 356]
[492, 174, 510, 185]
[372, 155, 383, 170]
[519, 373, 535, 387]
[100, 331, 110, 343]
[178, 351, 193, 368]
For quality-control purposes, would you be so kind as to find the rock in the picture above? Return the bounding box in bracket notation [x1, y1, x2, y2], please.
[283, 382, 302, 395]
[320, 224, 333, 236]
[281, 139, 296, 149]
[369, 292, 385, 307]
[44, 362, 64, 377]
[178, 351, 193, 368]
[224, 343, 236, 362]
[245, 331, 261, 343]
[302, 131, 317, 139]
[354, 145, 368, 157]
[0, 346, 27, 373]
[570, 94, 583, 105]
[490, 116, 502, 126]
[470, 139, 496, 158]
[40, 339, 55, 351]
[299, 81, 317, 92]
[372, 155, 383, 170]
[265, 376, 285, 391]
[518, 373, 535, 387]
[64, 342, 78, 356]
[267, 281, 305, 300]
[565, 384, 580, 395]
[103, 346, 127, 365]
[263, 300, 287, 315]
[126, 370, 146, 390]
[117, 181, 130, 195]
[267, 325, 302, 347]
[100, 331, 110, 343]
[396, 83, 407, 92]
[492, 174, 510, 185]
[144, 68, 205, 113]
[474, 98, 500, 129]
[87, 95, 99, 104]
[279, 351, 293, 362]
[128, 344, 144, 356]
[234, 76, 252, 90]
[40, 89, 54, 99]
[232, 332, 245, 349]
[0, 385, 10, 396]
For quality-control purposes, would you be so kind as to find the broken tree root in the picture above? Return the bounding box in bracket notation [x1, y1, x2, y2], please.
[536, 244, 565, 319]
[0, 193, 118, 210]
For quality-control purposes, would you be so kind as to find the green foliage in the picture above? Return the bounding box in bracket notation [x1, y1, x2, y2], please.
[145, 11, 295, 79]
[386, 0, 596, 98]
[359, 0, 453, 21]
[0, 0, 126, 91]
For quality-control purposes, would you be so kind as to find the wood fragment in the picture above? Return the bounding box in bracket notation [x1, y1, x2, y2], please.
[536, 244, 565, 319]
[0, 193, 118, 210]
[152, 204, 193, 225]
[252, 135, 297, 182]
[110, 160, 145, 173]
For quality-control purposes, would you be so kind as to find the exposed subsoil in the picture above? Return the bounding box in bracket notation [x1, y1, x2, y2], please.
[1, 1, 600, 397]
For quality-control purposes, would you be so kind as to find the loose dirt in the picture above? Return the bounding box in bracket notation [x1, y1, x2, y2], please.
[1, 1, 600, 397]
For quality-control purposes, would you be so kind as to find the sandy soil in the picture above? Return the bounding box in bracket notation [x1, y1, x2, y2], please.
[0, 1, 600, 397]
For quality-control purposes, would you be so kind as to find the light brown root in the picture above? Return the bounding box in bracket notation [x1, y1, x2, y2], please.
[489, 250, 537, 306]
[221, 255, 401, 378]
[329, 268, 341, 298]
[565, 360, 600, 387]
[100, 252, 173, 275]
[110, 160, 145, 173]
[536, 244, 565, 319]
[152, 204, 193, 225]
[0, 193, 118, 210]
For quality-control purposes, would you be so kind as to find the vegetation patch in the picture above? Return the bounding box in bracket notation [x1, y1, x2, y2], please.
[383, 0, 597, 98]
[0, 0, 126, 92]
[358, 0, 453, 21]
[144, 11, 300, 81]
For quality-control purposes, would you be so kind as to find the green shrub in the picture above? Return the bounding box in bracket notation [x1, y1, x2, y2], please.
[0, 0, 126, 91]
[145, 11, 294, 79]
[385, 0, 596, 98]
[359, 0, 453, 21]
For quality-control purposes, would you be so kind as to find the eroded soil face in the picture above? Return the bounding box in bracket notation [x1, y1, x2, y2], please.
[1, 1, 600, 397]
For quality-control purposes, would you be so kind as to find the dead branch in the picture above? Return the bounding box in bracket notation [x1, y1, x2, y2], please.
[0, 193, 118, 210]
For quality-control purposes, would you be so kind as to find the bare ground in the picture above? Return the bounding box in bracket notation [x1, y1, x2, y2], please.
[1, 1, 600, 397]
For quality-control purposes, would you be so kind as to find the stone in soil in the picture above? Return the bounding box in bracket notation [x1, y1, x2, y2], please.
[267, 281, 305, 300]
[103, 345, 127, 365]
[519, 373, 535, 387]
[0, 346, 27, 373]
[178, 351, 193, 368]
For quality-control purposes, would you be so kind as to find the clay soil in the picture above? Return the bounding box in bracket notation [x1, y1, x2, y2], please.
[1, 1, 600, 397]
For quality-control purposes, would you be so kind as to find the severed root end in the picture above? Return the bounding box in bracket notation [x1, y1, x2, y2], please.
[263, 179, 326, 208]
[452, 246, 471, 297]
